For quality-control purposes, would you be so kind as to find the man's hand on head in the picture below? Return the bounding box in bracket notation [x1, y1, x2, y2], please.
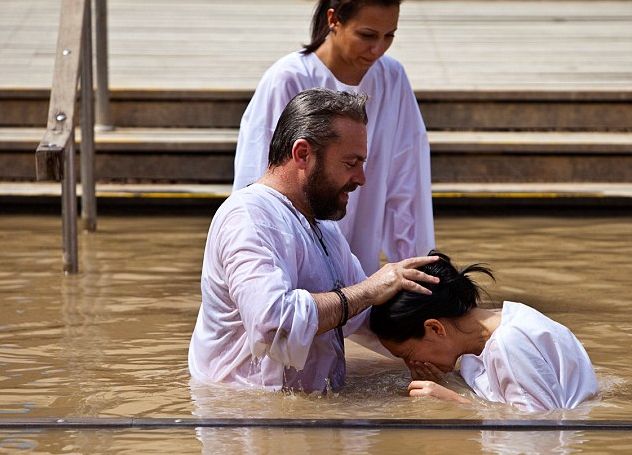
[363, 255, 440, 307]
[313, 255, 439, 335]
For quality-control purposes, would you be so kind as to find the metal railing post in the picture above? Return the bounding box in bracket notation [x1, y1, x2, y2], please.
[35, 0, 88, 274]
[62, 133, 79, 274]
[94, 0, 112, 130]
[81, 0, 97, 232]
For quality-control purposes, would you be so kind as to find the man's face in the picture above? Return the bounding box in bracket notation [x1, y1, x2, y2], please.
[304, 117, 367, 221]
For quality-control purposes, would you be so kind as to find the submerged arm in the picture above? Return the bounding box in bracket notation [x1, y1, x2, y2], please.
[408, 380, 471, 404]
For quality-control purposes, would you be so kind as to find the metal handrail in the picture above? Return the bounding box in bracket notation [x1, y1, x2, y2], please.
[35, 0, 98, 274]
[95, 0, 112, 130]
[81, 0, 96, 232]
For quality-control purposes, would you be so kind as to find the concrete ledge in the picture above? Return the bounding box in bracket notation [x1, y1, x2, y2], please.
[2, 89, 631, 131]
[1, 182, 630, 213]
[2, 88, 632, 102]
[1, 416, 631, 431]
[2, 128, 631, 153]
[2, 127, 631, 182]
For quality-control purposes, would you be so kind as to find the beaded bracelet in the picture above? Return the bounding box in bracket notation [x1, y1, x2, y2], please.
[333, 288, 349, 328]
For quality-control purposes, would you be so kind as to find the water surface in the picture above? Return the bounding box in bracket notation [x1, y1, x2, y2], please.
[1, 214, 630, 453]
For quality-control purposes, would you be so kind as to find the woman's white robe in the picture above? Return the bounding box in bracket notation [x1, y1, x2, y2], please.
[460, 301, 599, 411]
[233, 51, 435, 274]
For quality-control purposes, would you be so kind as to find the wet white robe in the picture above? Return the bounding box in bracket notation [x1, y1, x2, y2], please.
[188, 183, 374, 392]
[460, 301, 599, 411]
[233, 51, 435, 274]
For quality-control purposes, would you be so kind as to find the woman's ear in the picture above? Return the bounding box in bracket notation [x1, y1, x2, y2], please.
[424, 319, 446, 337]
[326, 8, 338, 30]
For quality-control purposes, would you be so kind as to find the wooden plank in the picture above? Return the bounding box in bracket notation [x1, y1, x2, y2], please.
[34, 0, 86, 181]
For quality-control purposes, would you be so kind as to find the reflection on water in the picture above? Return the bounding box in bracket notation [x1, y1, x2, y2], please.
[1, 429, 629, 455]
[193, 428, 602, 455]
[0, 429, 200, 454]
[1, 214, 631, 452]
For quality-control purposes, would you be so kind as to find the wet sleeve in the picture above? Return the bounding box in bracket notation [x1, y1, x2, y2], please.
[381, 71, 435, 261]
[216, 206, 319, 370]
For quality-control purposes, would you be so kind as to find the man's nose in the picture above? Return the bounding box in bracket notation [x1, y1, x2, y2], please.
[353, 166, 366, 186]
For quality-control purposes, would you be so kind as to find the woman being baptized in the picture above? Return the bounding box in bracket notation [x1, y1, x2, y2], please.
[370, 251, 599, 412]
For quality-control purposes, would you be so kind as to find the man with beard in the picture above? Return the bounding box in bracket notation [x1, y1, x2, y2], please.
[188, 88, 439, 392]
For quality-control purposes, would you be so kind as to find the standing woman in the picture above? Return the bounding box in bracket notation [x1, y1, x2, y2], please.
[233, 0, 434, 275]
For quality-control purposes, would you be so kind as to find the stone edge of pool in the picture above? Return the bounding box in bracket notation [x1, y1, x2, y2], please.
[1, 417, 632, 431]
[1, 182, 632, 211]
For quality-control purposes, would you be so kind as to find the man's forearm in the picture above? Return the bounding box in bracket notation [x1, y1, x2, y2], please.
[312, 280, 379, 335]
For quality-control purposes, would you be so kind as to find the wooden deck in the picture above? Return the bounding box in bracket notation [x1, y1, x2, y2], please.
[1, 0, 631, 91]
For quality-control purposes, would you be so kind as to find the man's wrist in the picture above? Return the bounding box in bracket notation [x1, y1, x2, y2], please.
[333, 288, 349, 327]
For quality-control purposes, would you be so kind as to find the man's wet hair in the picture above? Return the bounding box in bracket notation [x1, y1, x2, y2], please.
[268, 88, 368, 167]
[370, 250, 494, 342]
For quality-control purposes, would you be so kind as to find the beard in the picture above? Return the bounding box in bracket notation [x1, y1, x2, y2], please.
[304, 157, 357, 221]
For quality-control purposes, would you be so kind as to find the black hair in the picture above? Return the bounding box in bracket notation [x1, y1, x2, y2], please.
[302, 0, 402, 54]
[268, 87, 368, 167]
[370, 250, 495, 342]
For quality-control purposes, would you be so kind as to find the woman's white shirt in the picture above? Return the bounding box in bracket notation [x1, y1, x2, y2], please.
[460, 301, 599, 411]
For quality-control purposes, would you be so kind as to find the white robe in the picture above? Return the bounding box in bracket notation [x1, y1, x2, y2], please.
[460, 301, 599, 412]
[233, 51, 435, 275]
[188, 183, 375, 392]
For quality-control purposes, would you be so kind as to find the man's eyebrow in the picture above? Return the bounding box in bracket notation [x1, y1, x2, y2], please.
[343, 154, 367, 162]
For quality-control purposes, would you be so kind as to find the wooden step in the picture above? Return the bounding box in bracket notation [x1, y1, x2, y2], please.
[1, 127, 631, 183]
[1, 88, 631, 132]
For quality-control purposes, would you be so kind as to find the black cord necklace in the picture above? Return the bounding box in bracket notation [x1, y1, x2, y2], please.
[311, 221, 329, 256]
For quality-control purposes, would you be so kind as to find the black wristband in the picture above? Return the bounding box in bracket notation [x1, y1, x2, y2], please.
[333, 288, 349, 327]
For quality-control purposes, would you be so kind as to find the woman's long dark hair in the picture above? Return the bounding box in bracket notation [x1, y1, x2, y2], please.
[370, 250, 494, 342]
[302, 0, 402, 54]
